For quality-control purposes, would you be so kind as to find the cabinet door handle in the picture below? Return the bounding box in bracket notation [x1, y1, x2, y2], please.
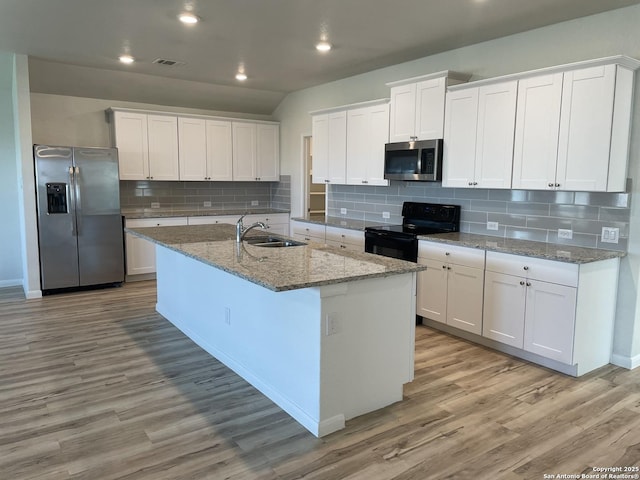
[473, 182, 478, 186]
[362, 180, 368, 184]
[447, 266, 451, 270]
[555, 183, 561, 188]
[548, 183, 554, 187]
[523, 266, 529, 271]
[520, 281, 525, 286]
[468, 182, 473, 186]
[526, 282, 532, 287]
[442, 265, 447, 269]
[445, 252, 450, 256]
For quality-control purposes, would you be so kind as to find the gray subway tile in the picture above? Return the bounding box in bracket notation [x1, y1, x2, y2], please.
[574, 191, 630, 208]
[596, 237, 628, 252]
[488, 213, 527, 227]
[547, 232, 598, 248]
[526, 216, 572, 230]
[507, 202, 550, 216]
[599, 207, 631, 223]
[549, 204, 599, 220]
[469, 200, 508, 213]
[505, 227, 548, 243]
[453, 188, 490, 200]
[460, 210, 488, 223]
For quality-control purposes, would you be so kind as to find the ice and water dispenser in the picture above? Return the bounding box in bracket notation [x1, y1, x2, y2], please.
[46, 183, 68, 214]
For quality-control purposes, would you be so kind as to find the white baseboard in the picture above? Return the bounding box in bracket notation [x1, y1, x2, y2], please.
[611, 353, 640, 370]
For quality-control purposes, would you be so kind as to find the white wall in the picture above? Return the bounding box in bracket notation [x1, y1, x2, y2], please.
[30, 93, 274, 147]
[0, 53, 21, 286]
[272, 4, 640, 364]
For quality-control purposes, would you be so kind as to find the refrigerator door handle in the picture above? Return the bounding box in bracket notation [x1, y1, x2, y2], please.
[68, 166, 77, 236]
[73, 165, 82, 236]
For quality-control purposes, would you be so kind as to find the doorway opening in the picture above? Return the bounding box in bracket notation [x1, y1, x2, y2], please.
[304, 136, 326, 216]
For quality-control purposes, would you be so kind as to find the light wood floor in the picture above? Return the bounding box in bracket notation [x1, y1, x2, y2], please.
[1, 281, 639, 479]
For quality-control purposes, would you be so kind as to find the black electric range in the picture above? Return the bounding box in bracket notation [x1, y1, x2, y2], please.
[364, 202, 461, 262]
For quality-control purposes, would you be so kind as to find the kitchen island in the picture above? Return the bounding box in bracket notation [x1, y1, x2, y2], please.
[126, 224, 424, 437]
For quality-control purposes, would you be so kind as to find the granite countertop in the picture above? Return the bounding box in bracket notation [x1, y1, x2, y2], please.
[291, 215, 379, 231]
[125, 224, 424, 292]
[122, 207, 290, 219]
[419, 232, 626, 264]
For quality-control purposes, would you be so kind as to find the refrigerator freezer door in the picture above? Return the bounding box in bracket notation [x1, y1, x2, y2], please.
[34, 145, 81, 289]
[73, 147, 125, 286]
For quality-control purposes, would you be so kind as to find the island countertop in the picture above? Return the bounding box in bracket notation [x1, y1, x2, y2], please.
[126, 224, 424, 292]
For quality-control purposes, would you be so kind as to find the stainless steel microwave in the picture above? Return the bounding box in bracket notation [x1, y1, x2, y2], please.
[384, 139, 443, 181]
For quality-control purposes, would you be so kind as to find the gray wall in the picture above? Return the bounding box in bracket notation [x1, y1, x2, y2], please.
[273, 4, 640, 363]
[0, 53, 21, 286]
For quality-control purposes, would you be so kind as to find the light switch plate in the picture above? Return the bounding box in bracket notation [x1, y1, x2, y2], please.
[151, 202, 160, 208]
[203, 201, 212, 207]
[601, 227, 620, 244]
[340, 208, 347, 215]
[487, 221, 499, 231]
[251, 200, 259, 206]
[382, 211, 390, 219]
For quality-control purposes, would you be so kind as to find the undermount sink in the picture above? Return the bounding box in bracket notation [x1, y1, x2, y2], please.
[244, 235, 307, 248]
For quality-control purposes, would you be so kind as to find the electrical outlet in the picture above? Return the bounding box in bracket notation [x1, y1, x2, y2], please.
[558, 229, 573, 240]
[326, 313, 340, 336]
[382, 211, 390, 219]
[601, 227, 620, 244]
[487, 221, 499, 231]
[203, 201, 212, 207]
[340, 208, 347, 215]
[251, 200, 259, 206]
[151, 202, 160, 208]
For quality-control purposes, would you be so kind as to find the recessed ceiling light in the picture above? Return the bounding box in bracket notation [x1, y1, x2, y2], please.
[315, 40, 332, 52]
[119, 55, 135, 64]
[178, 12, 199, 24]
[235, 72, 247, 81]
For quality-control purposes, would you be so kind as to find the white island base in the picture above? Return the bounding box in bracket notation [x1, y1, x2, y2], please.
[154, 245, 416, 437]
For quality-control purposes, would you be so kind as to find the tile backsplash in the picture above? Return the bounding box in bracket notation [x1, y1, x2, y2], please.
[120, 175, 291, 212]
[327, 181, 631, 251]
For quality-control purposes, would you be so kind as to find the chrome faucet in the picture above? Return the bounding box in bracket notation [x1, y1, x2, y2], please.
[236, 214, 268, 242]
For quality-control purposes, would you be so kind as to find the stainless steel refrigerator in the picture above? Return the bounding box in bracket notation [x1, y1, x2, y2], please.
[34, 145, 124, 292]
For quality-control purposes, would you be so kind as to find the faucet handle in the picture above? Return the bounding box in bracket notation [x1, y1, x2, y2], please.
[237, 214, 247, 223]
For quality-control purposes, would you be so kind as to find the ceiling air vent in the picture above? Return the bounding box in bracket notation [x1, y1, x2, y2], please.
[152, 58, 186, 67]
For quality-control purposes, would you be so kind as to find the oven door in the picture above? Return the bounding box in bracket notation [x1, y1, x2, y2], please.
[364, 230, 417, 262]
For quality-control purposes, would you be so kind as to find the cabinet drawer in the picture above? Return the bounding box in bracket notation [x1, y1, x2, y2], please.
[188, 215, 236, 225]
[245, 213, 289, 225]
[126, 217, 188, 228]
[325, 226, 364, 246]
[485, 251, 578, 287]
[418, 241, 485, 268]
[291, 221, 326, 238]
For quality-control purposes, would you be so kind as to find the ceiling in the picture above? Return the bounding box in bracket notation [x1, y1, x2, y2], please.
[2, 0, 640, 115]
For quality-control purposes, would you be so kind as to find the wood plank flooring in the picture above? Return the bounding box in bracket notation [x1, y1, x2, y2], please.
[1, 280, 639, 479]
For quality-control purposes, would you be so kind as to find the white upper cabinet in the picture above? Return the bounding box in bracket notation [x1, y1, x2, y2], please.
[442, 88, 478, 188]
[447, 56, 639, 193]
[147, 115, 180, 181]
[256, 123, 280, 181]
[443, 81, 517, 189]
[512, 73, 563, 190]
[206, 120, 233, 181]
[178, 117, 233, 181]
[556, 65, 616, 192]
[387, 71, 470, 142]
[346, 103, 390, 186]
[513, 65, 631, 192]
[311, 111, 347, 184]
[112, 111, 179, 181]
[178, 117, 208, 181]
[474, 81, 518, 189]
[111, 108, 278, 182]
[232, 121, 258, 181]
[311, 114, 329, 184]
[113, 111, 149, 180]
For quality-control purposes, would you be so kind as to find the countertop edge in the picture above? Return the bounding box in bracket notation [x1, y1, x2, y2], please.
[125, 226, 425, 291]
[418, 233, 626, 264]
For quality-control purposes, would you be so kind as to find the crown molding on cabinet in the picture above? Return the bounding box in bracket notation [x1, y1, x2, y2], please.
[385, 70, 472, 88]
[308, 98, 390, 116]
[447, 55, 640, 92]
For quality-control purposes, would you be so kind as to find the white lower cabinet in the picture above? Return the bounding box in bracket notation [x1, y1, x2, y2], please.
[325, 226, 364, 251]
[290, 220, 326, 243]
[417, 241, 485, 335]
[125, 217, 188, 276]
[421, 245, 620, 376]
